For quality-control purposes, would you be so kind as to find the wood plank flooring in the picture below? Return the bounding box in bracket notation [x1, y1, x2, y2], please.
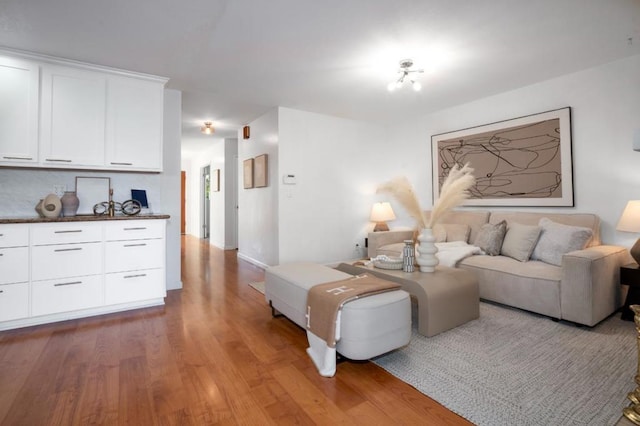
[0, 235, 471, 425]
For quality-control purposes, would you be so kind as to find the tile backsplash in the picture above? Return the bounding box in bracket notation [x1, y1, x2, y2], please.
[0, 168, 162, 218]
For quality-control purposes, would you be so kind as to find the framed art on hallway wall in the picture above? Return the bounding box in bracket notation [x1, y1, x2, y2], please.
[243, 158, 254, 189]
[432, 107, 573, 207]
[254, 154, 268, 188]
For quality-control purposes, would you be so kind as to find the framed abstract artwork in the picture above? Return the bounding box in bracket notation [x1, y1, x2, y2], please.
[432, 107, 573, 207]
[254, 154, 268, 188]
[75, 176, 111, 215]
[243, 158, 254, 189]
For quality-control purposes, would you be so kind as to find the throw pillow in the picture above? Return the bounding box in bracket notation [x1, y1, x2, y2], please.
[432, 224, 447, 243]
[474, 220, 507, 256]
[442, 224, 471, 243]
[500, 223, 542, 262]
[531, 218, 593, 266]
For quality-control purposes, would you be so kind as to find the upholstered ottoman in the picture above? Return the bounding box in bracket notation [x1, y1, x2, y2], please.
[265, 262, 411, 362]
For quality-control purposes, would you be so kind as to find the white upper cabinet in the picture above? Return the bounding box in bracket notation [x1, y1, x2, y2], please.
[40, 66, 107, 167]
[106, 76, 164, 171]
[0, 57, 39, 165]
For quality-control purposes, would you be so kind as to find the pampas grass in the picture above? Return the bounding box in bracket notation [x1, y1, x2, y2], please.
[429, 163, 475, 227]
[377, 163, 475, 230]
[377, 176, 426, 229]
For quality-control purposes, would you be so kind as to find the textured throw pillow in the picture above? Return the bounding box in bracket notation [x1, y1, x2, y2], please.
[531, 218, 593, 266]
[474, 220, 507, 256]
[500, 223, 542, 262]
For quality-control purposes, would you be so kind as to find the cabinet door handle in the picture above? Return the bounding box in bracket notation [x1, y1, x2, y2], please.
[54, 248, 82, 252]
[123, 243, 146, 247]
[0, 290, 3, 293]
[45, 158, 72, 162]
[54, 230, 82, 234]
[124, 227, 147, 231]
[124, 274, 147, 279]
[54, 281, 82, 287]
[110, 162, 133, 166]
[3, 156, 33, 160]
[0, 253, 3, 257]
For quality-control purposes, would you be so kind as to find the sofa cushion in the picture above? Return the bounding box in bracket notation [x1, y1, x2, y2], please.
[531, 218, 593, 266]
[474, 220, 507, 256]
[434, 223, 471, 243]
[501, 223, 541, 262]
[424, 210, 490, 243]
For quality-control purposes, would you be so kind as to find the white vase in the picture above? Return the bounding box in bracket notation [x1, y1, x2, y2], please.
[416, 228, 439, 272]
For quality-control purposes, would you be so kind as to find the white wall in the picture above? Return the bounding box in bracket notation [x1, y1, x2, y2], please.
[162, 89, 182, 290]
[223, 138, 238, 249]
[237, 108, 279, 268]
[392, 53, 640, 247]
[277, 107, 412, 264]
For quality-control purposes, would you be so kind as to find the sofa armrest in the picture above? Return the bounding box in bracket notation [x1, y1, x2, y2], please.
[560, 245, 632, 326]
[367, 230, 415, 258]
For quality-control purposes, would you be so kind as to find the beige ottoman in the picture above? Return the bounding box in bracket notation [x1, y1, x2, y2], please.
[265, 262, 411, 360]
[336, 263, 479, 337]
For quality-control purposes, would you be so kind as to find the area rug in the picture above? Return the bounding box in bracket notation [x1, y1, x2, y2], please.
[249, 281, 265, 294]
[372, 302, 636, 426]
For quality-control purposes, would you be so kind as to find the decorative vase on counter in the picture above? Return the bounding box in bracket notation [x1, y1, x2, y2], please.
[35, 193, 62, 218]
[416, 228, 439, 272]
[60, 191, 80, 217]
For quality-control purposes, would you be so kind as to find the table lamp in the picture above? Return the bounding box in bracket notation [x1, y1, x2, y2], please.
[617, 200, 640, 265]
[370, 202, 396, 232]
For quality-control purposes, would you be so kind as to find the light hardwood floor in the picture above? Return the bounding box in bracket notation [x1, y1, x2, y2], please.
[0, 235, 471, 425]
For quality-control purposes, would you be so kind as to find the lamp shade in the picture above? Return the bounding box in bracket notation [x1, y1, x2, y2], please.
[617, 201, 640, 233]
[370, 202, 396, 222]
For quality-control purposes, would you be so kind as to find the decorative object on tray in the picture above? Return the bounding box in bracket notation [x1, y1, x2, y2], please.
[402, 240, 415, 272]
[35, 193, 61, 218]
[371, 255, 404, 270]
[377, 163, 475, 272]
[60, 191, 79, 217]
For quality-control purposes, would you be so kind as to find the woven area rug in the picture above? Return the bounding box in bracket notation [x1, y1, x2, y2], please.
[249, 281, 265, 294]
[372, 302, 636, 426]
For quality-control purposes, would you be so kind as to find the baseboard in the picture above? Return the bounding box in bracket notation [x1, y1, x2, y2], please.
[237, 252, 269, 270]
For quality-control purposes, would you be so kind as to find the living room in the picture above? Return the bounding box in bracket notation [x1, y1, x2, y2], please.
[1, 1, 640, 424]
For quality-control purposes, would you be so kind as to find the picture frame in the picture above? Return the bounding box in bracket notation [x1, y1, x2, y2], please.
[432, 107, 573, 207]
[243, 158, 254, 189]
[75, 177, 111, 215]
[212, 169, 220, 192]
[254, 154, 268, 188]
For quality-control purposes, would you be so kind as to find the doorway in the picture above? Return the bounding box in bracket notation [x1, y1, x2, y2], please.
[201, 165, 211, 239]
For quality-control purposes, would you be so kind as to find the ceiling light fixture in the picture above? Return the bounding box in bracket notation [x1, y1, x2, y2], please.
[387, 59, 424, 92]
[201, 121, 215, 135]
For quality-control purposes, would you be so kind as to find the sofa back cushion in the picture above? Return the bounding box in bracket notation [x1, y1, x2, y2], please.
[424, 210, 490, 243]
[488, 212, 601, 247]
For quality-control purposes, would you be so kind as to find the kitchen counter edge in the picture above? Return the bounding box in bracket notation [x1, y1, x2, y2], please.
[0, 214, 170, 224]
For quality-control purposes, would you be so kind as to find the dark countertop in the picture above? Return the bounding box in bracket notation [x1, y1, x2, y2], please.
[0, 214, 170, 224]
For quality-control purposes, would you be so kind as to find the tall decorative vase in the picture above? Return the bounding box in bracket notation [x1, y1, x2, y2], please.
[60, 191, 80, 217]
[416, 228, 439, 272]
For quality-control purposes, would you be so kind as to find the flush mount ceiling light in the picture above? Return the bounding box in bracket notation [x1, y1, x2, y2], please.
[387, 59, 424, 92]
[201, 121, 215, 135]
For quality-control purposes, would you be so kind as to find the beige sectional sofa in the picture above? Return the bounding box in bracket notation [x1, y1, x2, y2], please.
[367, 210, 632, 327]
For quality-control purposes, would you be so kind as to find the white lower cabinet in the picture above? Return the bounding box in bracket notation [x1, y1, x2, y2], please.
[105, 269, 164, 305]
[0, 219, 167, 330]
[0, 282, 29, 322]
[32, 275, 103, 316]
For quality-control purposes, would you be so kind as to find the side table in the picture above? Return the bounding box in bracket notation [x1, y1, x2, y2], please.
[621, 263, 640, 321]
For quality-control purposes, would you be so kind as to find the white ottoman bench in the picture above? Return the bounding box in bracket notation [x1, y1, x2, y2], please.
[265, 262, 411, 367]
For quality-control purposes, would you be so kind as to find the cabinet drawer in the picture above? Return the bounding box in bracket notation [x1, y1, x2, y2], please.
[105, 220, 165, 241]
[0, 282, 29, 322]
[0, 224, 29, 248]
[32, 242, 102, 281]
[0, 246, 28, 285]
[105, 239, 164, 273]
[105, 268, 165, 305]
[31, 223, 102, 245]
[32, 275, 102, 316]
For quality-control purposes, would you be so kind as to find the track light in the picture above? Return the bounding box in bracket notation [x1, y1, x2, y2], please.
[387, 59, 424, 92]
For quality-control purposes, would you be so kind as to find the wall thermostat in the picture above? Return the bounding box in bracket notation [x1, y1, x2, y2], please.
[283, 174, 297, 185]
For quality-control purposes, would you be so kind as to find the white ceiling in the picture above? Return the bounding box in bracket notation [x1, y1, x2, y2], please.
[1, 0, 639, 156]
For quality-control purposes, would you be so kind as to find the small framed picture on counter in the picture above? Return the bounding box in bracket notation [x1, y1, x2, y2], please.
[76, 177, 110, 215]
